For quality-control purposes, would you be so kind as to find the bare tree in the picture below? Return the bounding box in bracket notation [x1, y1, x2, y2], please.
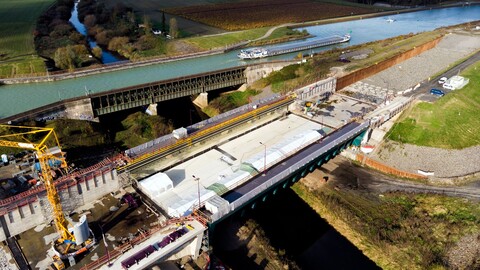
[143, 15, 152, 36]
[84, 15, 96, 28]
[161, 12, 166, 33]
[169, 17, 178, 38]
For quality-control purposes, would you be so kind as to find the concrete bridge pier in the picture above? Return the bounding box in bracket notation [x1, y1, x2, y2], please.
[193, 93, 209, 109]
[64, 98, 98, 122]
[146, 103, 158, 116]
[167, 232, 204, 260]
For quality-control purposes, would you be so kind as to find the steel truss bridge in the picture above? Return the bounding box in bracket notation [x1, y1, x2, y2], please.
[90, 67, 247, 116]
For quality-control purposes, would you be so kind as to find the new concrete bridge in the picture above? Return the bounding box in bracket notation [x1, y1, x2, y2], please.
[212, 121, 369, 224]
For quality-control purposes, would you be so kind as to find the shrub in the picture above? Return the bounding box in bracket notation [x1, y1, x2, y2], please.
[108, 36, 129, 52]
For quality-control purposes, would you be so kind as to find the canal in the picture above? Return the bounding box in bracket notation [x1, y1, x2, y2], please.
[1, 5, 479, 119]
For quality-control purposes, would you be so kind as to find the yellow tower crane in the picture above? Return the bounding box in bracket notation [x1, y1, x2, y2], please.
[0, 125, 75, 245]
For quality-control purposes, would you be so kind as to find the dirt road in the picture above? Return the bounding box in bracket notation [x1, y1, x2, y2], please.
[310, 155, 480, 200]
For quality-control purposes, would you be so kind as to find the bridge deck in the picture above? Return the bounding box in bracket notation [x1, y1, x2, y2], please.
[224, 121, 362, 202]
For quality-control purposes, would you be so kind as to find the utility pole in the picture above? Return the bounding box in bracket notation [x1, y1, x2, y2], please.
[259, 142, 266, 175]
[100, 224, 111, 267]
[192, 175, 201, 211]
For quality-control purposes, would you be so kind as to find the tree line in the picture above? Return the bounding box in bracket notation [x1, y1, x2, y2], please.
[34, 0, 180, 71]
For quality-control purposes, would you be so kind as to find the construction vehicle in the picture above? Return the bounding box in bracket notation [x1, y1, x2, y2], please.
[0, 125, 95, 263]
[51, 255, 65, 270]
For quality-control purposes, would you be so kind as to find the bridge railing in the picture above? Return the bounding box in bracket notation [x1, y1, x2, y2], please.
[229, 121, 370, 210]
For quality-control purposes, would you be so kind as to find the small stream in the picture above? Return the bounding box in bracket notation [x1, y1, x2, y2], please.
[69, 1, 121, 64]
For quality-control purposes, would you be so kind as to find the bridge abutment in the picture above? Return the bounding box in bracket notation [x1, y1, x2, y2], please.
[64, 98, 98, 122]
[244, 62, 296, 85]
[146, 103, 158, 115]
[193, 93, 209, 109]
[0, 165, 119, 242]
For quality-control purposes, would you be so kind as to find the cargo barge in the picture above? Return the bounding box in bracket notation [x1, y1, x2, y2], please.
[237, 34, 351, 60]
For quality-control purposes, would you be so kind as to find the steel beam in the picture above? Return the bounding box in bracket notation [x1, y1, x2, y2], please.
[91, 67, 247, 116]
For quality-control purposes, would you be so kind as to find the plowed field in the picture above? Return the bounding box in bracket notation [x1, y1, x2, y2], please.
[165, 0, 373, 31]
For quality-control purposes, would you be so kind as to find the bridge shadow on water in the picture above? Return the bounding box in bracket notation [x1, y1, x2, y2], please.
[212, 187, 380, 270]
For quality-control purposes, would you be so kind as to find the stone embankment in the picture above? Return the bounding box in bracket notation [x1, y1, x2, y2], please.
[372, 142, 480, 178]
[364, 32, 480, 179]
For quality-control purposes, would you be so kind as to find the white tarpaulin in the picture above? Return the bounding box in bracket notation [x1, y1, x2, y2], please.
[164, 188, 216, 217]
[246, 130, 322, 172]
[138, 172, 174, 198]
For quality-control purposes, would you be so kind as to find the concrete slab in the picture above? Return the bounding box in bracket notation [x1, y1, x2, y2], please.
[310, 94, 375, 128]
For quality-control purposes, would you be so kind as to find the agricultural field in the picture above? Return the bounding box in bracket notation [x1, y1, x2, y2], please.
[0, 0, 54, 77]
[164, 0, 374, 31]
[386, 61, 480, 149]
[101, 0, 226, 36]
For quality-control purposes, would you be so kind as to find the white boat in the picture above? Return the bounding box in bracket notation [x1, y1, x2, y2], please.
[237, 34, 351, 60]
[237, 48, 269, 60]
[386, 18, 395, 23]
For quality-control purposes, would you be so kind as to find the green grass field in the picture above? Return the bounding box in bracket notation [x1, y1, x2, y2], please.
[386, 61, 480, 149]
[0, 0, 54, 77]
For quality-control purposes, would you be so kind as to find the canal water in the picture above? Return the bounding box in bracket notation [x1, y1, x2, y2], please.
[212, 187, 380, 269]
[68, 1, 120, 64]
[1, 5, 480, 118]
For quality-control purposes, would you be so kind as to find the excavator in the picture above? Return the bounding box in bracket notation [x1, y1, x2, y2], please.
[0, 125, 94, 269]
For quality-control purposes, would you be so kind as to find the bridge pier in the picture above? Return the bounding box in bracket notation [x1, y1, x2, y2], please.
[146, 103, 158, 116]
[64, 98, 98, 122]
[193, 93, 209, 109]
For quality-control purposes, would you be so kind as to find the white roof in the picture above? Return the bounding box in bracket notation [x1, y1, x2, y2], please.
[138, 172, 173, 198]
[246, 130, 322, 172]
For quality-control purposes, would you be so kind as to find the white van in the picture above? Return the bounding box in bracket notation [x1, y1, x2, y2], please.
[442, 83, 455, 90]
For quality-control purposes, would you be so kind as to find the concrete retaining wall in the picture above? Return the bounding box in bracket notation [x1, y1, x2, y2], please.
[336, 36, 443, 90]
[245, 61, 297, 85]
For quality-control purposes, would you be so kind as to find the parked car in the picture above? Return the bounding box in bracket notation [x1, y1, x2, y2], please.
[438, 77, 448, 84]
[430, 88, 445, 97]
[442, 83, 455, 90]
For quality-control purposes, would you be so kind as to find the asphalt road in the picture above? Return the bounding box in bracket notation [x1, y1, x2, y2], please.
[411, 49, 480, 102]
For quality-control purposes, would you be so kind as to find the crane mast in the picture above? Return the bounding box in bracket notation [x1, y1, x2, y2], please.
[0, 125, 73, 242]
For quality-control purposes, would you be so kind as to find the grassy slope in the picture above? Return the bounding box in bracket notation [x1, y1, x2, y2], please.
[0, 0, 53, 77]
[293, 182, 480, 269]
[386, 61, 480, 149]
[182, 27, 270, 50]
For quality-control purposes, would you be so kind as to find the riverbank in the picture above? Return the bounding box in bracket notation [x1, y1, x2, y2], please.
[0, 2, 466, 83]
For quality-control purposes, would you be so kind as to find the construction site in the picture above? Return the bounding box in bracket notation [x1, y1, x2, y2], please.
[0, 71, 414, 269]
[1, 26, 479, 269]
